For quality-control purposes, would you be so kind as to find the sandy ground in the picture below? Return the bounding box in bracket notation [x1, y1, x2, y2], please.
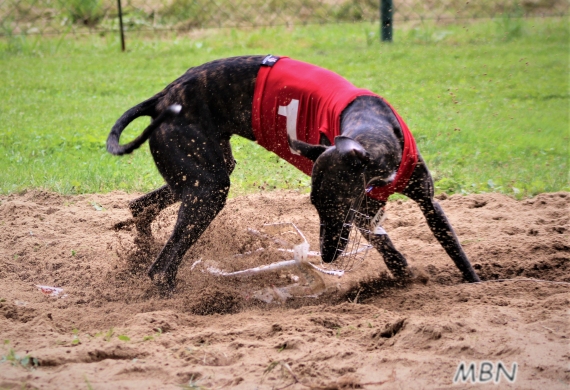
[0, 189, 568, 389]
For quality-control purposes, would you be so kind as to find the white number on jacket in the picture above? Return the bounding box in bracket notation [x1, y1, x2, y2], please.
[278, 99, 300, 155]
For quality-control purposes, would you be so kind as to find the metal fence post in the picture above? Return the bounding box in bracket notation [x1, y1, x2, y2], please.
[380, 0, 393, 42]
[117, 0, 126, 51]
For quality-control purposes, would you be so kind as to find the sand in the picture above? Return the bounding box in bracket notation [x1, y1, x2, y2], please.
[0, 189, 568, 389]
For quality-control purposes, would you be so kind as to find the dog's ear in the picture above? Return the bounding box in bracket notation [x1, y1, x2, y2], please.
[288, 135, 328, 161]
[334, 136, 370, 164]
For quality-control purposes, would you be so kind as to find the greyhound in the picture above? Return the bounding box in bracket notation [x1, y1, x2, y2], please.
[107, 55, 480, 292]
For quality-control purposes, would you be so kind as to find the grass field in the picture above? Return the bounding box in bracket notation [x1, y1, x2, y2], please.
[0, 17, 568, 198]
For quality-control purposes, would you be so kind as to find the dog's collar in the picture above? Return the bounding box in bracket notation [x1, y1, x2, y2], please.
[261, 54, 281, 67]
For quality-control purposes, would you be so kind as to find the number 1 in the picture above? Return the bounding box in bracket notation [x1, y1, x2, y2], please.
[278, 99, 299, 154]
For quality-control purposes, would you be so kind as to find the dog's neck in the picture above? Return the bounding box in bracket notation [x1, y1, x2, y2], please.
[339, 95, 403, 184]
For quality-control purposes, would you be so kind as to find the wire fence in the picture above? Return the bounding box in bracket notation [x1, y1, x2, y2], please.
[1, 0, 567, 37]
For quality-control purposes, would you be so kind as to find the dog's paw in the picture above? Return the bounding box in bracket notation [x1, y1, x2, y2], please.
[148, 266, 176, 296]
[390, 266, 428, 286]
[408, 266, 430, 285]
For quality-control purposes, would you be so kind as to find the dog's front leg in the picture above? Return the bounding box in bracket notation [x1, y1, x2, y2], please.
[356, 200, 412, 279]
[367, 233, 412, 279]
[402, 157, 481, 283]
[413, 197, 480, 282]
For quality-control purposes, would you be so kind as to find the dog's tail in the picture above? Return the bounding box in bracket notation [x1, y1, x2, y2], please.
[106, 98, 182, 156]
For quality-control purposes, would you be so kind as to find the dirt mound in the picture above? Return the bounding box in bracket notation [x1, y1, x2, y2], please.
[0, 190, 568, 389]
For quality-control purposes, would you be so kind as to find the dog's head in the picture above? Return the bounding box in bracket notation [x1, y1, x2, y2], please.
[289, 135, 397, 263]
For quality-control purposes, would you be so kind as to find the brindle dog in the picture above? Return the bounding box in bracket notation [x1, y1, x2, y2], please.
[107, 55, 480, 293]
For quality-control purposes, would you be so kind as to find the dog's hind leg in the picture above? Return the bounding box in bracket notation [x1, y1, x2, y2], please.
[220, 138, 236, 175]
[129, 185, 177, 218]
[146, 123, 232, 293]
[402, 156, 480, 283]
[128, 185, 178, 237]
[113, 185, 178, 236]
[147, 181, 229, 292]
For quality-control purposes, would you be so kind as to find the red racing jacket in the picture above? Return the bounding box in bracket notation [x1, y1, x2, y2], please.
[251, 56, 418, 202]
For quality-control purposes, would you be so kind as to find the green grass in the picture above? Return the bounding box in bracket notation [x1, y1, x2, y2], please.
[0, 17, 568, 198]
